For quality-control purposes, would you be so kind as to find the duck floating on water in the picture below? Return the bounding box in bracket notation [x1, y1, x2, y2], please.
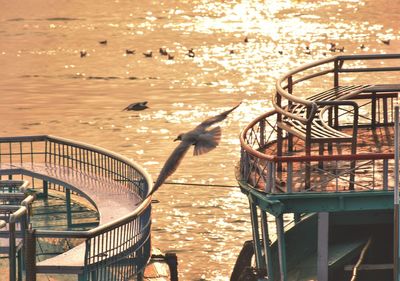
[122, 101, 149, 111]
[143, 51, 153, 58]
[187, 48, 195, 58]
[159, 48, 168, 56]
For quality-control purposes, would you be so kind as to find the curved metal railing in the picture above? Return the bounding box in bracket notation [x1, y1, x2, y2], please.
[0, 135, 153, 280]
[240, 54, 400, 193]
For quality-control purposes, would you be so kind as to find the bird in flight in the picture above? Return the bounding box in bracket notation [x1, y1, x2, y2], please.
[122, 101, 149, 111]
[148, 102, 241, 197]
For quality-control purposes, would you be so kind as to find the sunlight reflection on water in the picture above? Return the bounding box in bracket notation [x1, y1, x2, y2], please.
[1, 0, 400, 279]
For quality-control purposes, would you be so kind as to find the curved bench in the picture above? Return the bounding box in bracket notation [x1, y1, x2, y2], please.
[275, 85, 371, 155]
[0, 135, 153, 280]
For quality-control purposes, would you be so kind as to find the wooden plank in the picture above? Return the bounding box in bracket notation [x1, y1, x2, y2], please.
[328, 239, 366, 268]
[362, 84, 400, 93]
[143, 249, 170, 281]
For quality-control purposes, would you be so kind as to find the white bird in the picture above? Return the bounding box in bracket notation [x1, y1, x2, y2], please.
[148, 102, 241, 197]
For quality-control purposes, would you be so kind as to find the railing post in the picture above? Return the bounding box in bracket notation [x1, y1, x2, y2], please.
[317, 212, 329, 281]
[383, 97, 389, 125]
[334, 59, 340, 128]
[266, 161, 275, 193]
[277, 89, 283, 173]
[25, 227, 36, 281]
[261, 211, 273, 280]
[288, 76, 294, 153]
[394, 104, 400, 281]
[305, 107, 312, 189]
[276, 214, 287, 281]
[249, 197, 264, 270]
[66, 188, 72, 228]
[260, 119, 265, 148]
[9, 221, 16, 281]
[349, 103, 359, 191]
[383, 159, 389, 190]
[43, 180, 48, 199]
[328, 108, 333, 153]
[371, 92, 377, 128]
[287, 161, 293, 193]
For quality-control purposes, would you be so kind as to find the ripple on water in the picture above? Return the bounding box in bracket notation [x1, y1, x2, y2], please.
[1, 0, 400, 279]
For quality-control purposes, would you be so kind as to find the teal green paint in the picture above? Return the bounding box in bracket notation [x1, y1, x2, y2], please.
[261, 210, 274, 280]
[240, 180, 396, 215]
[276, 215, 287, 281]
[249, 197, 264, 270]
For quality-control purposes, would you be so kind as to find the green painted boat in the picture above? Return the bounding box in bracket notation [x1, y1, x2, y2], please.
[233, 54, 400, 281]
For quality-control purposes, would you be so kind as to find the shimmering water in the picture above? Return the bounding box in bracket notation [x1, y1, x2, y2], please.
[0, 1, 399, 279]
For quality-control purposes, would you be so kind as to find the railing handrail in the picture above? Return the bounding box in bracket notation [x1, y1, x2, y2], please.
[240, 107, 395, 163]
[274, 54, 400, 124]
[276, 56, 335, 106]
[243, 54, 400, 164]
[0, 135, 152, 187]
[0, 135, 153, 271]
[244, 122, 398, 167]
[0, 134, 154, 195]
[277, 54, 400, 99]
[34, 197, 152, 239]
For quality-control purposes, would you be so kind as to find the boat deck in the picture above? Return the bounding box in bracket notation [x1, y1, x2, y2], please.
[237, 54, 400, 281]
[259, 126, 395, 193]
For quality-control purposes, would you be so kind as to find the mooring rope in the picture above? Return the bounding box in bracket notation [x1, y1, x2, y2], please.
[350, 236, 373, 281]
[160, 181, 238, 188]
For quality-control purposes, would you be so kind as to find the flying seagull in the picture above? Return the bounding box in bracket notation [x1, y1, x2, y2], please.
[122, 101, 149, 111]
[148, 102, 241, 197]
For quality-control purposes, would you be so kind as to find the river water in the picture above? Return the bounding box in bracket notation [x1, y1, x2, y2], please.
[0, 1, 399, 280]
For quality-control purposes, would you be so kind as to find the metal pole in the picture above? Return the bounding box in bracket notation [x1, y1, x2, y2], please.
[394, 104, 399, 281]
[317, 212, 329, 281]
[9, 221, 16, 281]
[25, 228, 36, 281]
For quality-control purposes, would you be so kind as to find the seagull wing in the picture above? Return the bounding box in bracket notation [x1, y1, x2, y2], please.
[196, 102, 241, 129]
[193, 126, 221, 156]
[150, 140, 192, 196]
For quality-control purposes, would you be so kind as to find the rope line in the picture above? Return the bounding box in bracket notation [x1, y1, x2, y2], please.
[159, 181, 238, 188]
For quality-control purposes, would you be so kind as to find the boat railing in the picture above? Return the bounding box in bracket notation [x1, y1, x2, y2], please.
[239, 107, 396, 193]
[0, 135, 151, 198]
[27, 198, 152, 280]
[275, 54, 400, 113]
[0, 135, 153, 280]
[275, 55, 400, 149]
[239, 54, 400, 194]
[0, 193, 34, 281]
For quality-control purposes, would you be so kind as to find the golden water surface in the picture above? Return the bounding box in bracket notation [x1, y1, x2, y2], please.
[1, 0, 400, 280]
